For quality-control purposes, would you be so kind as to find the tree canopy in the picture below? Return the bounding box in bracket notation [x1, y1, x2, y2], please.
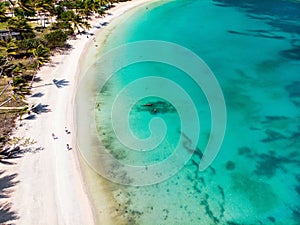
[0, 0, 132, 154]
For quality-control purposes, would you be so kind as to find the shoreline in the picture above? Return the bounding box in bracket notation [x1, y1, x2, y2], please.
[0, 1, 155, 224]
[75, 1, 161, 224]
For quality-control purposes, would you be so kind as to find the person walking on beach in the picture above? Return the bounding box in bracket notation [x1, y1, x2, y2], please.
[66, 144, 72, 150]
[65, 127, 70, 134]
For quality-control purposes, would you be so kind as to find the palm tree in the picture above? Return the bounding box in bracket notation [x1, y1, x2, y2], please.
[0, 1, 9, 22]
[0, 79, 12, 100]
[0, 56, 9, 78]
[11, 74, 29, 96]
[0, 76, 27, 110]
[78, 0, 96, 19]
[6, 39, 19, 57]
[33, 0, 55, 27]
[14, 0, 35, 18]
[29, 44, 50, 87]
[0, 61, 28, 112]
[7, 17, 34, 39]
[32, 44, 50, 66]
[59, 10, 90, 33]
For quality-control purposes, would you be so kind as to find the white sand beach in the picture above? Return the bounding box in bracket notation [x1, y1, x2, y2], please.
[0, 1, 152, 224]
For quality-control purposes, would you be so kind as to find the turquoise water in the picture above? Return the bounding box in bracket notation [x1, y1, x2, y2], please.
[85, 0, 300, 224]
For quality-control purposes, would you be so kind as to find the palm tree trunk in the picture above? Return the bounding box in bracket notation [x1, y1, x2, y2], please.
[0, 106, 26, 110]
[0, 97, 12, 107]
[29, 63, 39, 88]
[0, 81, 11, 98]
[0, 57, 9, 78]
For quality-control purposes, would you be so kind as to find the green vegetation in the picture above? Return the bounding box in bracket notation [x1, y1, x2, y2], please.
[44, 29, 67, 48]
[0, 0, 130, 160]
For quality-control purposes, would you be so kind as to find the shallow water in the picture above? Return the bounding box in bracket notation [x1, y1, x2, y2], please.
[78, 0, 300, 224]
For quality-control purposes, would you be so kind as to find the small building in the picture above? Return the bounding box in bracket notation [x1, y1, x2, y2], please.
[0, 30, 21, 41]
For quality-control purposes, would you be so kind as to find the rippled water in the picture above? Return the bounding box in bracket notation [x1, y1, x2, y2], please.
[79, 0, 300, 224]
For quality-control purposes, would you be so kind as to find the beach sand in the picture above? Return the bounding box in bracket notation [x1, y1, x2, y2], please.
[0, 1, 153, 224]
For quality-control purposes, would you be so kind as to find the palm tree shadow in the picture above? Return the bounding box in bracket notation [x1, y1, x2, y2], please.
[0, 171, 19, 224]
[0, 160, 16, 165]
[0, 203, 19, 224]
[100, 21, 109, 26]
[31, 103, 51, 114]
[55, 44, 73, 55]
[53, 79, 70, 88]
[24, 114, 36, 120]
[31, 92, 44, 98]
[33, 77, 42, 82]
[0, 171, 19, 199]
[0, 147, 24, 163]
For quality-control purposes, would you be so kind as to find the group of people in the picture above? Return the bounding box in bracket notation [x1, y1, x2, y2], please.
[52, 127, 72, 150]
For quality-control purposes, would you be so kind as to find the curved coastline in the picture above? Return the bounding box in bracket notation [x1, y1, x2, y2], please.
[74, 0, 164, 224]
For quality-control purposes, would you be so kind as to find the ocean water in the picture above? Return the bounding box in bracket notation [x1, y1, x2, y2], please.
[77, 0, 300, 224]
